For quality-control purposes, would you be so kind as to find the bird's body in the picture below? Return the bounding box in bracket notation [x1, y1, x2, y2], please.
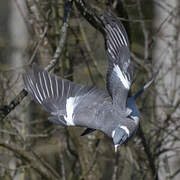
[23, 12, 154, 150]
[24, 65, 137, 139]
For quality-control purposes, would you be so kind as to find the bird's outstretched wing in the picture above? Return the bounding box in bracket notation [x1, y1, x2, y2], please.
[23, 64, 110, 129]
[102, 12, 134, 110]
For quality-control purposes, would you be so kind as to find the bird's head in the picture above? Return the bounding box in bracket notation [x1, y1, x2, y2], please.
[112, 125, 130, 152]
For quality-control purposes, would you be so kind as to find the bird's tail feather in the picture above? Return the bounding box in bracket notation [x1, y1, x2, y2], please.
[134, 72, 158, 100]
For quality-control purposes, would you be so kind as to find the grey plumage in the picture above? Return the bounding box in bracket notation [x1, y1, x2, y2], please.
[103, 13, 134, 110]
[23, 65, 137, 138]
[23, 65, 109, 127]
[23, 12, 147, 150]
[81, 76, 156, 136]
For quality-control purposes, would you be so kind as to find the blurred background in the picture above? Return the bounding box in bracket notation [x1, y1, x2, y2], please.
[0, 0, 180, 180]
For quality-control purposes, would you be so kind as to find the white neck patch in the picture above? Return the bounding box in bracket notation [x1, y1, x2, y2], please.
[112, 125, 130, 138]
[120, 126, 130, 137]
[113, 64, 130, 89]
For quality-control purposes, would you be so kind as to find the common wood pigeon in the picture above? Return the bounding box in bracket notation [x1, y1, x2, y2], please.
[23, 12, 154, 152]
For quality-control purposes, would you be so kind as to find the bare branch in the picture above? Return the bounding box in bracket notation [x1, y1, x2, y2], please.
[0, 2, 72, 121]
[74, 0, 105, 34]
[0, 141, 61, 180]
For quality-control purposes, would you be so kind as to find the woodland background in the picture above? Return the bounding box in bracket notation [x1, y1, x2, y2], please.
[0, 0, 180, 180]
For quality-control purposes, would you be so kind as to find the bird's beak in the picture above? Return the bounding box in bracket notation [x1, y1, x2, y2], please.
[114, 145, 119, 153]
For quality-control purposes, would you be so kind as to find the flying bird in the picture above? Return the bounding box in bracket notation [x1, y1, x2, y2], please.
[23, 12, 154, 152]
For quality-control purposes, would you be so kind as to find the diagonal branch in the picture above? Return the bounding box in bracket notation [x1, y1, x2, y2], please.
[75, 7, 105, 82]
[74, 0, 105, 34]
[0, 1, 72, 122]
[0, 141, 61, 180]
[138, 125, 158, 180]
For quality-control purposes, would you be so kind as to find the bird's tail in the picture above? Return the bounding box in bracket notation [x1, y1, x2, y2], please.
[134, 72, 158, 100]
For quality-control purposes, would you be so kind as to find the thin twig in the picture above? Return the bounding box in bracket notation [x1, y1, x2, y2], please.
[112, 152, 119, 180]
[29, 26, 48, 65]
[0, 1, 72, 122]
[0, 141, 61, 180]
[131, 52, 151, 75]
[138, 125, 158, 180]
[75, 7, 105, 82]
[137, 0, 149, 60]
[74, 0, 105, 34]
[59, 153, 66, 180]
